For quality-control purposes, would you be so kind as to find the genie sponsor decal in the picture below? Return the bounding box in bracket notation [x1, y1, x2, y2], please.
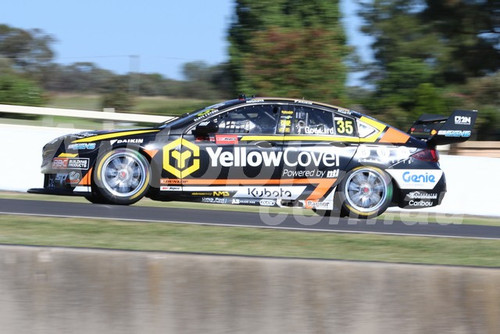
[387, 169, 443, 190]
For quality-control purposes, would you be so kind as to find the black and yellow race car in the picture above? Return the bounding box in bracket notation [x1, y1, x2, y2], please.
[29, 97, 477, 218]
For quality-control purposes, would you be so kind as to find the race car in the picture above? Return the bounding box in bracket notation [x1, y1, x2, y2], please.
[29, 97, 477, 218]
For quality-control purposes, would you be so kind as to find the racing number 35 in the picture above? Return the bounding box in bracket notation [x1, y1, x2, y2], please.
[335, 118, 354, 135]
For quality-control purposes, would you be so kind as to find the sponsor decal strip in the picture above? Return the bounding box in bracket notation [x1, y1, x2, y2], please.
[163, 178, 337, 203]
[387, 169, 443, 190]
[72, 129, 160, 143]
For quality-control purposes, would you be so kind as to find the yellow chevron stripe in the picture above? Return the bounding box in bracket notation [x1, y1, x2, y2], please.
[241, 135, 359, 143]
[58, 153, 78, 158]
[358, 116, 386, 143]
[72, 129, 160, 143]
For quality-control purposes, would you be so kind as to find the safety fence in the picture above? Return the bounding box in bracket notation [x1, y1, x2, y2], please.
[0, 103, 173, 127]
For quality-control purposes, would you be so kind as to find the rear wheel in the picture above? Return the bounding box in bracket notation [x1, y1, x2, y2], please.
[92, 148, 151, 205]
[337, 166, 393, 219]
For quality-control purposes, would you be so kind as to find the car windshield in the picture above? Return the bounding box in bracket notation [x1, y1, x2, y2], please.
[160, 101, 237, 129]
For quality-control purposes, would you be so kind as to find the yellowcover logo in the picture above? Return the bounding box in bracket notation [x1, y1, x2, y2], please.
[163, 138, 200, 178]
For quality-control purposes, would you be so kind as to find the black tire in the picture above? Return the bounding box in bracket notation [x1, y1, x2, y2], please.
[337, 166, 393, 219]
[92, 148, 151, 205]
[84, 190, 111, 204]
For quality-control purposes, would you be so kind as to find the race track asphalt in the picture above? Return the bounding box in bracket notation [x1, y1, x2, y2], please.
[0, 198, 499, 239]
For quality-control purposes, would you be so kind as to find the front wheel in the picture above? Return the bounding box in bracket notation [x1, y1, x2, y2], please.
[337, 167, 393, 219]
[92, 148, 151, 205]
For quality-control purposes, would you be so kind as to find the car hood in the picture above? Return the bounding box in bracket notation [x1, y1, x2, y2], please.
[67, 128, 162, 144]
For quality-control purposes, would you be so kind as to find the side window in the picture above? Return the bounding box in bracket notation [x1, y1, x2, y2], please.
[211, 105, 278, 134]
[292, 106, 335, 135]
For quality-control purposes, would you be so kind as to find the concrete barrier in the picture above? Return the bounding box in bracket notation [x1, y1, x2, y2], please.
[451, 141, 500, 158]
[0, 124, 88, 191]
[0, 123, 499, 217]
[0, 245, 499, 333]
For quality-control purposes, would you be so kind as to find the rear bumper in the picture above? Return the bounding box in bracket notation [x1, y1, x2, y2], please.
[395, 174, 447, 209]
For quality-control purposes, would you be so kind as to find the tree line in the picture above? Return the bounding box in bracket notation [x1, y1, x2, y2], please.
[0, 0, 498, 139]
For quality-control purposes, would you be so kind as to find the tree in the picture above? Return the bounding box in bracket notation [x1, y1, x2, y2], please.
[0, 24, 55, 80]
[41, 62, 115, 92]
[241, 26, 347, 101]
[357, 0, 500, 137]
[359, 0, 499, 85]
[228, 0, 349, 102]
[178, 61, 232, 99]
[422, 0, 499, 82]
[0, 74, 45, 106]
[101, 77, 135, 112]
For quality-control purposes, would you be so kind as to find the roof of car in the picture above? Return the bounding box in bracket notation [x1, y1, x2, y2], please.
[236, 97, 352, 114]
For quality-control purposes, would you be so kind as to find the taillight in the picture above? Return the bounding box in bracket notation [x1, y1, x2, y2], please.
[411, 148, 439, 162]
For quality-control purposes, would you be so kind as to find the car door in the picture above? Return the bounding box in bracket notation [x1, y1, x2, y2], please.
[281, 104, 359, 208]
[178, 103, 286, 205]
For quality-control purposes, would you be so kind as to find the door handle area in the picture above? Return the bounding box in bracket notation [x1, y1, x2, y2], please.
[255, 141, 275, 148]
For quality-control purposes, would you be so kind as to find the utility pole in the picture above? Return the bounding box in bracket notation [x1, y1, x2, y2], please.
[129, 55, 140, 96]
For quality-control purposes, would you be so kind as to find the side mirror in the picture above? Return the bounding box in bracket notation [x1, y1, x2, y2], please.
[193, 120, 218, 136]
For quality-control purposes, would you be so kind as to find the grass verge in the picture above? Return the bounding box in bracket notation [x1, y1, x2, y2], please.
[1, 214, 500, 267]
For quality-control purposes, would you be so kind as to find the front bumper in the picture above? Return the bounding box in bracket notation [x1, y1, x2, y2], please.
[28, 186, 90, 196]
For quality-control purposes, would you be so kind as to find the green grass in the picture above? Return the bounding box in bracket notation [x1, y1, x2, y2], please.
[1, 191, 499, 266]
[1, 214, 499, 267]
[45, 93, 102, 110]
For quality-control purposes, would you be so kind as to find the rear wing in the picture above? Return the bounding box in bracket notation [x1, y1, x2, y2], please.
[408, 110, 478, 146]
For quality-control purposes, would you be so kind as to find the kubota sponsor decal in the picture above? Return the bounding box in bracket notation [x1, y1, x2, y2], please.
[234, 186, 306, 199]
[180, 186, 305, 200]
